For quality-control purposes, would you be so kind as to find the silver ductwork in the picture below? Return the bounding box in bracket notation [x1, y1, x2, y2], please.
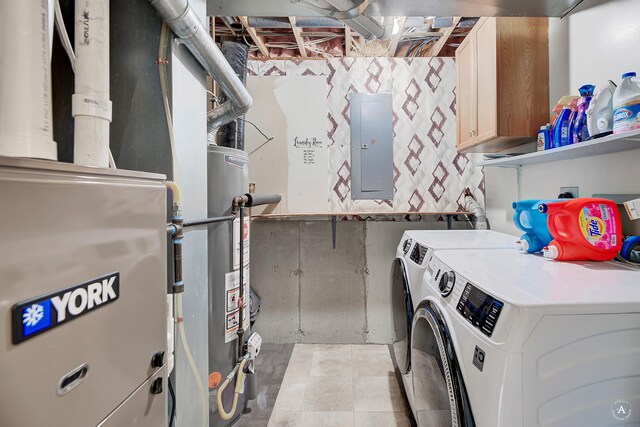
[296, 0, 391, 40]
[246, 16, 345, 28]
[465, 193, 488, 230]
[149, 0, 253, 140]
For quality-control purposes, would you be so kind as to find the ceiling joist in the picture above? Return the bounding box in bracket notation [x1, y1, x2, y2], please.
[386, 17, 406, 57]
[238, 16, 270, 58]
[288, 17, 308, 58]
[428, 17, 461, 57]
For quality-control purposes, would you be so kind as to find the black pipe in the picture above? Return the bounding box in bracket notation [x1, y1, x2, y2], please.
[237, 204, 246, 361]
[244, 193, 281, 208]
[172, 216, 184, 294]
[182, 215, 235, 228]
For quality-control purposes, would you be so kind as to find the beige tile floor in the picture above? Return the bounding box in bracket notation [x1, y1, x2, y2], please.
[268, 344, 413, 427]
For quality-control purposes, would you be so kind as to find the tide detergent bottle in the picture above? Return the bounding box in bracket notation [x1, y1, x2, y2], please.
[538, 198, 622, 261]
[512, 200, 555, 253]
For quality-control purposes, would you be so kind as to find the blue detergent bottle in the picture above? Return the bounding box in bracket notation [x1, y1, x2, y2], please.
[512, 199, 556, 253]
[572, 84, 595, 143]
[551, 97, 578, 147]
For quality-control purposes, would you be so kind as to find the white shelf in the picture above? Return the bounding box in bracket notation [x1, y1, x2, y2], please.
[474, 129, 640, 167]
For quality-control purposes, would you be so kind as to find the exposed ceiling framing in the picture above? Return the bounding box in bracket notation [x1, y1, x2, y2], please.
[213, 16, 476, 60]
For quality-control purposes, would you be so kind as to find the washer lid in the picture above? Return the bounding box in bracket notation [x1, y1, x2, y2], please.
[403, 230, 517, 250]
[435, 249, 640, 309]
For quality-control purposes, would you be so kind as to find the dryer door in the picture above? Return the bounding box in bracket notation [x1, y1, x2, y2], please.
[391, 258, 412, 374]
[411, 302, 475, 427]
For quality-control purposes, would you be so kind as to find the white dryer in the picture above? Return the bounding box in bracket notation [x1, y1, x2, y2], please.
[411, 248, 640, 426]
[391, 231, 516, 414]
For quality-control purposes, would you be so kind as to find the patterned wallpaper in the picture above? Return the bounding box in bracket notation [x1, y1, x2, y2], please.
[248, 58, 485, 213]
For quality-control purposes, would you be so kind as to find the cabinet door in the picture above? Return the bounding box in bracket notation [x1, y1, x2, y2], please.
[456, 34, 475, 150]
[474, 18, 498, 144]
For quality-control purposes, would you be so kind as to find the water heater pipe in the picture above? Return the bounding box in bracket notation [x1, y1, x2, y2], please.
[0, 0, 57, 160]
[73, 0, 112, 167]
[149, 0, 253, 132]
[216, 356, 249, 420]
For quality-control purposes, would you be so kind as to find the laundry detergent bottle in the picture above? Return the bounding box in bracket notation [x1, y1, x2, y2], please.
[613, 72, 640, 134]
[551, 96, 578, 147]
[538, 198, 622, 261]
[572, 84, 595, 143]
[512, 199, 555, 253]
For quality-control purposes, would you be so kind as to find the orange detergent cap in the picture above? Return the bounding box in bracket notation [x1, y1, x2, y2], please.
[209, 372, 222, 389]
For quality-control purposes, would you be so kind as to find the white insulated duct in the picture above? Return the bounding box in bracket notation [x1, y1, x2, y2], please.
[73, 0, 112, 167]
[0, 0, 57, 160]
[149, 0, 253, 141]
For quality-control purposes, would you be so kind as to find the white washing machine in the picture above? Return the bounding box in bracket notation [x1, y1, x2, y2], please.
[391, 231, 517, 413]
[411, 248, 640, 426]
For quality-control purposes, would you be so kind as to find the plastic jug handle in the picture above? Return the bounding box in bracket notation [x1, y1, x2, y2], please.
[513, 210, 527, 231]
[551, 211, 573, 239]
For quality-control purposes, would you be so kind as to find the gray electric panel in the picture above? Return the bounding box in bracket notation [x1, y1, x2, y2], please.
[0, 156, 168, 427]
[350, 93, 394, 200]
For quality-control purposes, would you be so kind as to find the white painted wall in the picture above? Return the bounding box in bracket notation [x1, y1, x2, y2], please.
[171, 1, 209, 425]
[245, 75, 329, 214]
[486, 0, 640, 235]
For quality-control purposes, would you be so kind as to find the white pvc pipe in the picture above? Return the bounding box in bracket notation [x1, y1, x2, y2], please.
[0, 0, 57, 160]
[73, 0, 111, 167]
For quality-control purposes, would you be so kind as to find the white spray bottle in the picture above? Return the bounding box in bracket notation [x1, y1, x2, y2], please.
[586, 80, 617, 138]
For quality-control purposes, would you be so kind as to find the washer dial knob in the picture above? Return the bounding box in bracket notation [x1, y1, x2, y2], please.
[439, 271, 456, 297]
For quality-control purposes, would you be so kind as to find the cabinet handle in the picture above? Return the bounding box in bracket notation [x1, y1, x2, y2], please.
[468, 131, 473, 136]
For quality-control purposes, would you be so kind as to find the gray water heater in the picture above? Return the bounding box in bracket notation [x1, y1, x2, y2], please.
[207, 145, 250, 426]
[0, 156, 168, 427]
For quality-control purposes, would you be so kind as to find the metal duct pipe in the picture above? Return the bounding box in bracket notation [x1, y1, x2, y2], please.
[247, 17, 290, 29]
[149, 0, 253, 133]
[344, 15, 385, 40]
[464, 190, 488, 230]
[221, 16, 243, 31]
[297, 17, 345, 28]
[246, 16, 346, 29]
[324, 0, 386, 40]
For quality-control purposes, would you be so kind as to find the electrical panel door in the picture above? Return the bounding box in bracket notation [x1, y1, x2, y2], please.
[350, 93, 394, 200]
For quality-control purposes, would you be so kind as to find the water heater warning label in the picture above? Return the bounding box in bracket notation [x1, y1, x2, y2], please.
[224, 268, 249, 343]
[233, 218, 250, 270]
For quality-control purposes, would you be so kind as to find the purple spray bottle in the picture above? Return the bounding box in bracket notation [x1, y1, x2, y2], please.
[572, 84, 595, 143]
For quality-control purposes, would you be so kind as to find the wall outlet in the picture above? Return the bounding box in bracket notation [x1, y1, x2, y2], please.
[559, 186, 579, 198]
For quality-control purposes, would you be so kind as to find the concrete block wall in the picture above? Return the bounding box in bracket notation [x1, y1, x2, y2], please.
[250, 219, 473, 344]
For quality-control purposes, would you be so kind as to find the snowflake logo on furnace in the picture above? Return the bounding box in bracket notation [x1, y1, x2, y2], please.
[23, 304, 45, 327]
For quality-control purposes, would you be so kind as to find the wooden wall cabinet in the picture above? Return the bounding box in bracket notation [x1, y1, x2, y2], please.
[456, 17, 549, 153]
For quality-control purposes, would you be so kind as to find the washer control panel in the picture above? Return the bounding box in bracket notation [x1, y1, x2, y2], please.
[410, 243, 428, 265]
[457, 283, 503, 337]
